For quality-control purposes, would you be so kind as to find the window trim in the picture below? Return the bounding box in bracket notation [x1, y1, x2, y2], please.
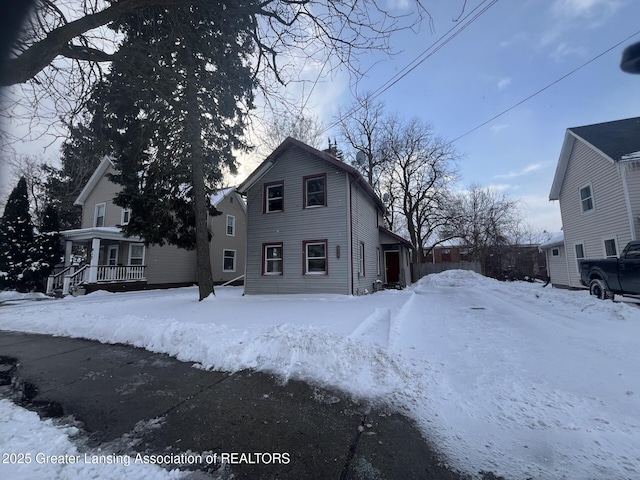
[121, 207, 131, 226]
[264, 181, 284, 213]
[94, 202, 106, 227]
[226, 214, 236, 236]
[128, 243, 146, 266]
[262, 242, 283, 276]
[303, 239, 328, 275]
[602, 237, 618, 259]
[377, 247, 381, 276]
[303, 173, 327, 209]
[359, 241, 366, 276]
[579, 183, 594, 214]
[223, 249, 237, 272]
[551, 248, 560, 257]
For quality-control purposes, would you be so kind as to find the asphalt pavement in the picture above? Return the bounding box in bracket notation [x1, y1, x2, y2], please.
[0, 330, 467, 479]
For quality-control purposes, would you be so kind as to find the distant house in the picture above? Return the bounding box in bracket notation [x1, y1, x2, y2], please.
[237, 137, 412, 295]
[541, 117, 640, 288]
[47, 157, 246, 295]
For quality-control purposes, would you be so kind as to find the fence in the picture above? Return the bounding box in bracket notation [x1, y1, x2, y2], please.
[411, 261, 482, 282]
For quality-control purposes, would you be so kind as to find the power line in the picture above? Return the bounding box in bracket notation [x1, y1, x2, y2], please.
[451, 29, 640, 143]
[320, 0, 500, 135]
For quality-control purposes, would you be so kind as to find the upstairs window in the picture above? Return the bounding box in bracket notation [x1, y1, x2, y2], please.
[304, 174, 326, 208]
[579, 185, 594, 213]
[121, 208, 131, 225]
[226, 214, 236, 236]
[304, 240, 327, 275]
[94, 203, 106, 227]
[264, 182, 284, 213]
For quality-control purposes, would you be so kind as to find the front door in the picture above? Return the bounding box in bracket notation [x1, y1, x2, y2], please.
[385, 250, 400, 283]
[106, 245, 119, 280]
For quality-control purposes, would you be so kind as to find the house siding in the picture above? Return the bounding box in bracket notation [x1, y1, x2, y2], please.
[145, 244, 198, 285]
[558, 140, 632, 287]
[209, 192, 247, 283]
[81, 166, 121, 228]
[350, 181, 383, 294]
[244, 146, 350, 294]
[544, 245, 570, 288]
[623, 164, 640, 240]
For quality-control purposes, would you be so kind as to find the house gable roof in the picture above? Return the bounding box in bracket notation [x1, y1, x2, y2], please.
[237, 137, 384, 211]
[73, 156, 115, 206]
[549, 117, 640, 200]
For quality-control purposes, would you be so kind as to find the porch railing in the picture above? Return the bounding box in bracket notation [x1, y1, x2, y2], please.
[96, 265, 146, 282]
[62, 265, 88, 295]
[46, 266, 71, 294]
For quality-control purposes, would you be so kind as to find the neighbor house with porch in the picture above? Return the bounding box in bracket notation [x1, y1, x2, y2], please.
[237, 137, 412, 295]
[47, 156, 246, 295]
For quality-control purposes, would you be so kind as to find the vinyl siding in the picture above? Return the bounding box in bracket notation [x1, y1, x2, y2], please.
[623, 164, 640, 240]
[81, 165, 121, 228]
[350, 182, 383, 294]
[244, 146, 350, 294]
[145, 244, 198, 285]
[208, 192, 247, 283]
[559, 140, 632, 287]
[545, 245, 570, 288]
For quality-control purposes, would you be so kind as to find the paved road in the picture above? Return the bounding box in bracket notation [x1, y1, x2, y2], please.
[0, 331, 466, 480]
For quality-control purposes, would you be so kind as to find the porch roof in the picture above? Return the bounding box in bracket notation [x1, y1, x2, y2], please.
[60, 227, 142, 242]
[379, 227, 413, 249]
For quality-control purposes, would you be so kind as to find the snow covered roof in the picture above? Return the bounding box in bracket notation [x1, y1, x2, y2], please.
[539, 232, 564, 250]
[59, 227, 141, 242]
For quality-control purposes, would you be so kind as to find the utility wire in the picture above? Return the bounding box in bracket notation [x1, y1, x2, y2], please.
[319, 0, 500, 135]
[451, 29, 640, 143]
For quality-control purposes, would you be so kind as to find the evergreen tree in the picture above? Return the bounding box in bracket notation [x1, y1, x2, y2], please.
[0, 177, 35, 291]
[30, 204, 63, 290]
[86, 4, 255, 300]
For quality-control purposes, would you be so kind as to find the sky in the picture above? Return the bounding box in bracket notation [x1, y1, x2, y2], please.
[2, 0, 640, 234]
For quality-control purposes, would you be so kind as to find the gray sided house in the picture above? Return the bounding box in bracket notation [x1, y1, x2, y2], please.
[237, 137, 412, 295]
[542, 117, 640, 288]
[47, 157, 246, 295]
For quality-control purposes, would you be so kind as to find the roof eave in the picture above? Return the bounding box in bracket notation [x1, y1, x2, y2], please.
[73, 156, 115, 206]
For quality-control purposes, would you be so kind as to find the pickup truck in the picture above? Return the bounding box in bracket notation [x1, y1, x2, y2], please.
[579, 241, 640, 299]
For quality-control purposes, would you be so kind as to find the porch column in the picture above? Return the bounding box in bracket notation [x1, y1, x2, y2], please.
[64, 240, 73, 267]
[88, 238, 100, 283]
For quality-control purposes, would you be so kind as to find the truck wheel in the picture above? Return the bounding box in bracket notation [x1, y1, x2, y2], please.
[589, 278, 611, 300]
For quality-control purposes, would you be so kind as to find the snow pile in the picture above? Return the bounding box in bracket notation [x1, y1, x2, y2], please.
[1, 272, 639, 480]
[0, 400, 183, 480]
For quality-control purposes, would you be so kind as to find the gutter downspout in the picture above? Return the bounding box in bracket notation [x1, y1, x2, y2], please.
[347, 175, 354, 295]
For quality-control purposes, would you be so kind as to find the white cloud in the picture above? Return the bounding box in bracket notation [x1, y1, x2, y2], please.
[497, 77, 512, 90]
[494, 162, 549, 179]
[490, 124, 509, 134]
[551, 0, 623, 19]
[550, 42, 586, 61]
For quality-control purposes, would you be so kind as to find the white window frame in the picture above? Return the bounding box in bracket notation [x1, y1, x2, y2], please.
[376, 247, 381, 276]
[121, 207, 131, 225]
[602, 237, 618, 259]
[304, 240, 328, 275]
[226, 214, 236, 236]
[574, 242, 585, 274]
[223, 249, 236, 272]
[128, 243, 146, 266]
[579, 184, 594, 214]
[94, 203, 106, 227]
[263, 243, 283, 275]
[359, 241, 365, 276]
[551, 248, 559, 257]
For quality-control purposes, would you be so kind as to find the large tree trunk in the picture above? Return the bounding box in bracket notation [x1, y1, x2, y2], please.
[184, 51, 214, 301]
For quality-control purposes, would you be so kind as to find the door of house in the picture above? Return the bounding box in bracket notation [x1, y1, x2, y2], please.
[385, 250, 400, 284]
[106, 245, 119, 280]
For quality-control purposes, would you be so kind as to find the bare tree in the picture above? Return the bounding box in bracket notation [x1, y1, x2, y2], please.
[1, 0, 430, 138]
[380, 116, 459, 262]
[4, 153, 52, 226]
[445, 185, 524, 274]
[337, 92, 387, 188]
[258, 111, 325, 155]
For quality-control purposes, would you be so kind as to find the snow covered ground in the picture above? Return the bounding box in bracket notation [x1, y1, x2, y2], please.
[1, 270, 639, 480]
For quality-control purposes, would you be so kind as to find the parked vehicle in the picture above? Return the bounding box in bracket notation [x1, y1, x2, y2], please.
[579, 241, 640, 299]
